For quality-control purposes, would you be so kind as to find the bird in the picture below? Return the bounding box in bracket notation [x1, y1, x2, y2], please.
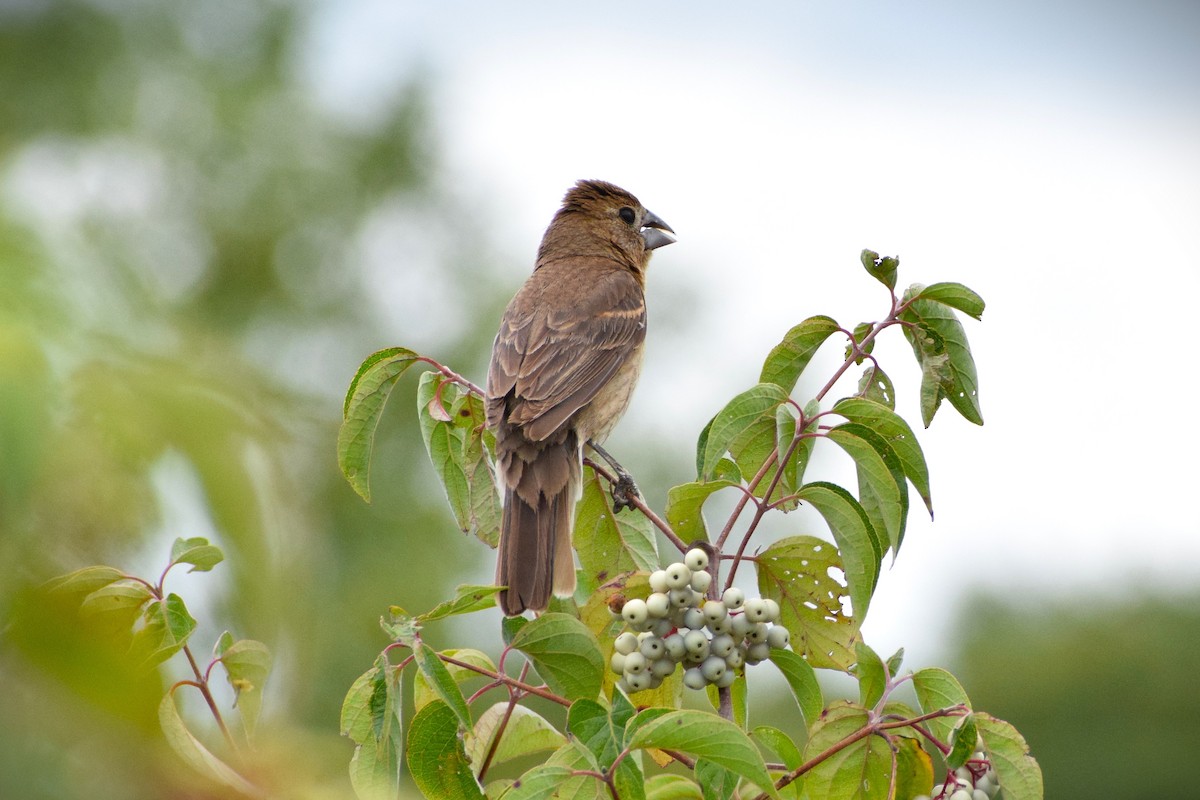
[486, 179, 675, 616]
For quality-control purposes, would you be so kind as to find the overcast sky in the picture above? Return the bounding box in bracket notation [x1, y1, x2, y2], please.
[303, 1, 1200, 661]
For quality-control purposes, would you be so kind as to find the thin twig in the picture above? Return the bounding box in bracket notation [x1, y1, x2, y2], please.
[586, 459, 687, 553]
[478, 662, 531, 780]
[439, 653, 570, 707]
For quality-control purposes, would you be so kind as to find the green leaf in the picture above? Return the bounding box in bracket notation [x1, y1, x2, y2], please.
[338, 346, 421, 502]
[912, 667, 972, 743]
[501, 765, 576, 800]
[417, 372, 501, 546]
[575, 467, 658, 594]
[695, 759, 738, 800]
[900, 286, 983, 427]
[753, 726, 805, 798]
[341, 657, 402, 799]
[219, 639, 271, 739]
[131, 593, 197, 668]
[540, 740, 605, 800]
[759, 316, 841, 394]
[501, 615, 530, 646]
[628, 710, 780, 799]
[845, 322, 875, 364]
[168, 536, 224, 573]
[645, 774, 704, 800]
[832, 397, 932, 517]
[856, 364, 895, 410]
[413, 643, 472, 729]
[803, 701, 890, 800]
[975, 713, 1043, 800]
[407, 700, 486, 800]
[914, 281, 985, 320]
[418, 584, 501, 623]
[413, 648, 495, 712]
[159, 691, 259, 796]
[796, 482, 881, 620]
[768, 648, 822, 729]
[827, 424, 908, 557]
[465, 704, 565, 774]
[699, 383, 789, 480]
[885, 648, 904, 676]
[510, 613, 604, 702]
[80, 579, 154, 636]
[947, 713, 978, 770]
[853, 642, 887, 710]
[567, 699, 623, 768]
[612, 757, 648, 800]
[665, 477, 739, 544]
[860, 250, 898, 291]
[756, 535, 860, 671]
[44, 565, 125, 597]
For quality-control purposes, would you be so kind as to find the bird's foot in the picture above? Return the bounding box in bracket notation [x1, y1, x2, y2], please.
[611, 472, 640, 513]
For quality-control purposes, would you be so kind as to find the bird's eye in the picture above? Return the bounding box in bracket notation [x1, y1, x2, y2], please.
[618, 207, 636, 225]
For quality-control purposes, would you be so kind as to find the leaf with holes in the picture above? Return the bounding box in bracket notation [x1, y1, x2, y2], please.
[796, 482, 881, 620]
[757, 535, 860, 671]
[860, 250, 899, 291]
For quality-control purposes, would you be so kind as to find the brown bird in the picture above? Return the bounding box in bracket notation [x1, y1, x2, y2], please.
[487, 180, 675, 616]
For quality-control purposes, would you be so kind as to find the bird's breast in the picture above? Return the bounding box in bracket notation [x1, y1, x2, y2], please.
[573, 342, 645, 445]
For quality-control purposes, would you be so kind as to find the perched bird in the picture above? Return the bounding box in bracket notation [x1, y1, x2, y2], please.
[487, 180, 675, 616]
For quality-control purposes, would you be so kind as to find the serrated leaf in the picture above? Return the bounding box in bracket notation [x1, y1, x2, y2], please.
[44, 565, 125, 597]
[912, 668, 972, 743]
[947, 713, 977, 770]
[832, 397, 932, 517]
[628, 710, 780, 799]
[575, 467, 658, 594]
[408, 700, 486, 800]
[418, 584, 501, 623]
[976, 713, 1043, 800]
[220, 639, 271, 738]
[853, 642, 887, 709]
[757, 535, 859, 670]
[169, 536, 224, 573]
[465, 704, 565, 774]
[796, 482, 881, 620]
[159, 691, 260, 796]
[827, 424, 908, 557]
[768, 648, 822, 729]
[413, 643, 472, 729]
[900, 286, 983, 427]
[699, 383, 789, 480]
[915, 282, 985, 320]
[856, 364, 895, 410]
[760, 316, 841, 394]
[860, 250, 898, 291]
[131, 593, 197, 668]
[510, 613, 603, 702]
[338, 347, 421, 502]
[803, 701, 890, 800]
[666, 478, 739, 544]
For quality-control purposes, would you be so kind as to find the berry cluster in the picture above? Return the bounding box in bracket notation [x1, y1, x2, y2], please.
[917, 752, 1000, 800]
[610, 548, 790, 692]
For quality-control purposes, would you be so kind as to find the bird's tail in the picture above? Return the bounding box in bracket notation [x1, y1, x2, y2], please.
[496, 442, 579, 616]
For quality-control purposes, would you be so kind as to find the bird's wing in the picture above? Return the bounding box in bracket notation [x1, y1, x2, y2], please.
[487, 261, 645, 442]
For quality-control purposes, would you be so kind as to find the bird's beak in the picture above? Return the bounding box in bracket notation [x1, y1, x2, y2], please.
[641, 210, 676, 250]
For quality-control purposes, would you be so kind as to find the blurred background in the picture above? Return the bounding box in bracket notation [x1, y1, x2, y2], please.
[1, 1, 1197, 798]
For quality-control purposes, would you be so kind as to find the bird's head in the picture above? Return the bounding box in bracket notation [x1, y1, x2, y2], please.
[540, 179, 675, 273]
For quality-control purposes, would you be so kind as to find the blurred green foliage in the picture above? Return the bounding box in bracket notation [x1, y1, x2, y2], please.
[0, 2, 505, 797]
[949, 590, 1200, 800]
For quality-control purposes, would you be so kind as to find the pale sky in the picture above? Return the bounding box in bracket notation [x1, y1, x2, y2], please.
[304, 2, 1200, 661]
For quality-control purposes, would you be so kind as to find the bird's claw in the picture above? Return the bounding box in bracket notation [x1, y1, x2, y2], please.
[611, 473, 640, 513]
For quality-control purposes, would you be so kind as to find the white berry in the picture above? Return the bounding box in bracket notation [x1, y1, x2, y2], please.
[664, 562, 692, 589]
[621, 598, 648, 625]
[684, 548, 709, 571]
[721, 587, 745, 610]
